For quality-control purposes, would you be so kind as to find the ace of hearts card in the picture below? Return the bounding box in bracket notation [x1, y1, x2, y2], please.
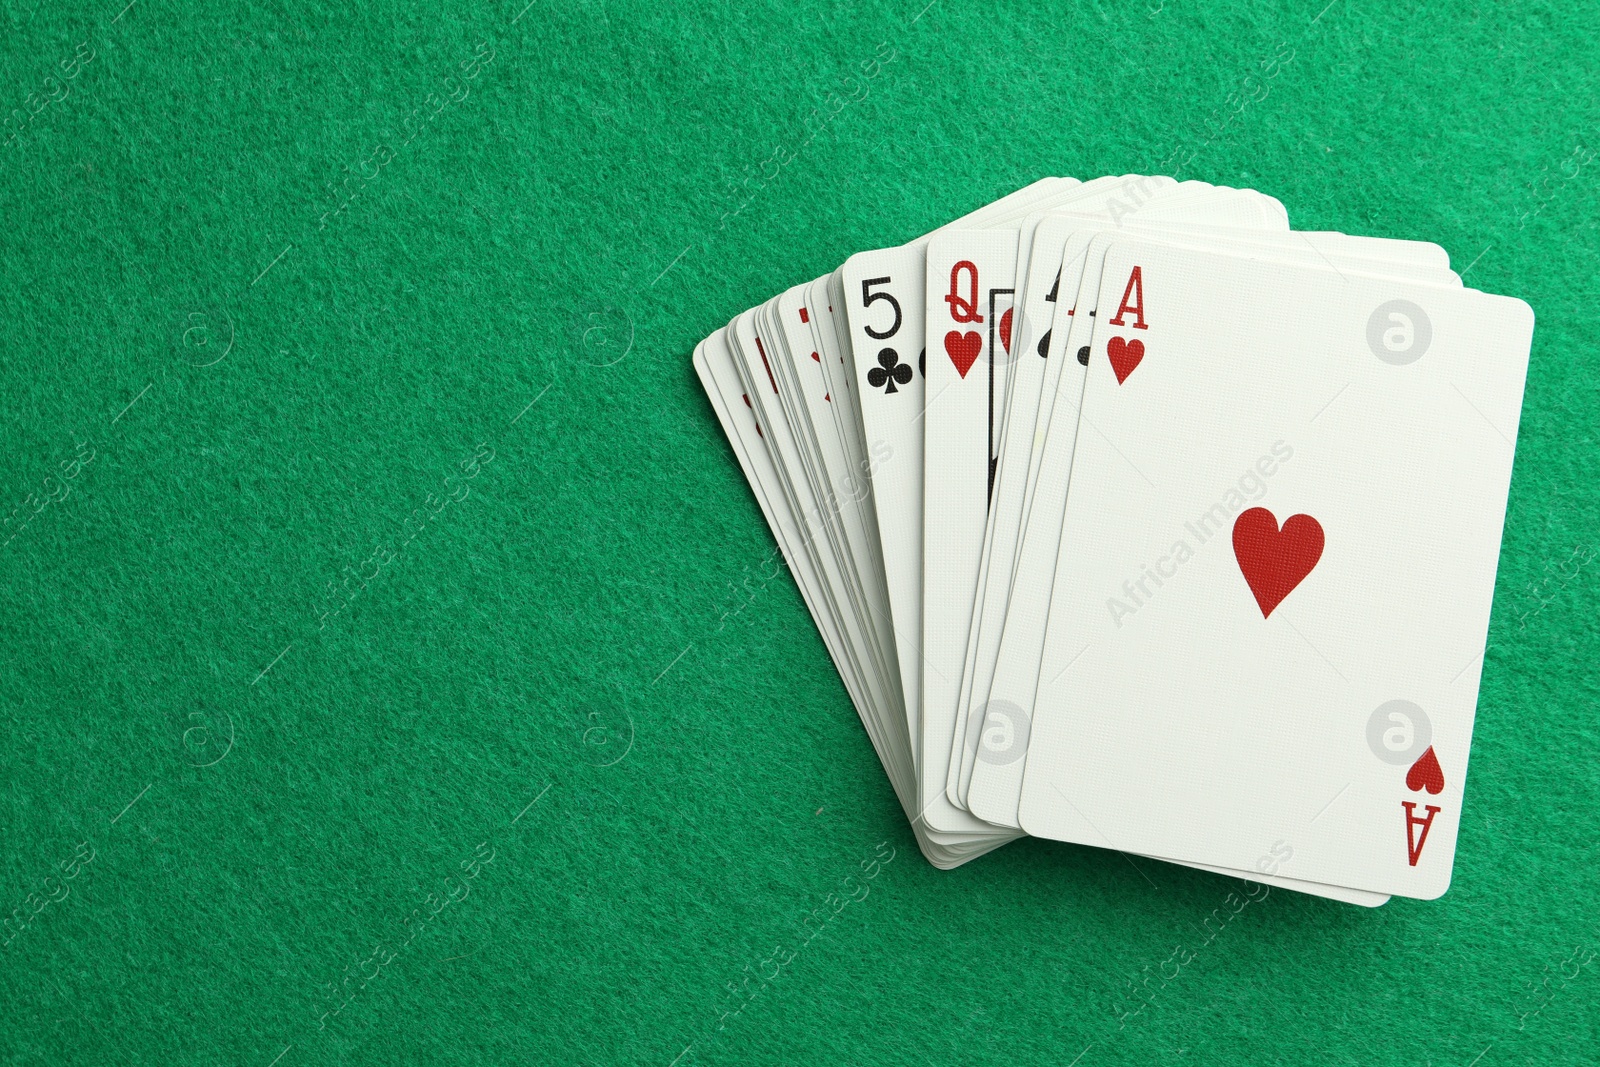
[1017, 240, 1533, 899]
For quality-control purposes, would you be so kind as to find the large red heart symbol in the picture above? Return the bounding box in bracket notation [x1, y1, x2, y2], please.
[1231, 507, 1324, 617]
[945, 330, 981, 378]
[1107, 336, 1144, 384]
[999, 307, 1014, 354]
[1405, 746, 1445, 794]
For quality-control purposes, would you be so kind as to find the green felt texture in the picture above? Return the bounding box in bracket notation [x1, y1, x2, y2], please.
[1, 0, 1596, 1062]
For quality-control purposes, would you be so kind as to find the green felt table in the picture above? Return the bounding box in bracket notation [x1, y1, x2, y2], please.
[1, 0, 1597, 1063]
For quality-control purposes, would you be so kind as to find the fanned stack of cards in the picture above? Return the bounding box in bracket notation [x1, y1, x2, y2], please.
[693, 176, 1533, 905]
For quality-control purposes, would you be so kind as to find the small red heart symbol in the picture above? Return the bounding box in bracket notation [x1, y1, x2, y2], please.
[945, 330, 981, 378]
[999, 307, 1014, 354]
[1406, 746, 1445, 794]
[1231, 508, 1324, 617]
[1107, 336, 1144, 384]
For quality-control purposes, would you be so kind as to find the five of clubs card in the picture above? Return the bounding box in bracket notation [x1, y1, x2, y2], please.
[693, 175, 1533, 903]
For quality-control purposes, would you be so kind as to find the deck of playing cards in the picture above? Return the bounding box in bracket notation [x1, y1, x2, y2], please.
[693, 176, 1534, 905]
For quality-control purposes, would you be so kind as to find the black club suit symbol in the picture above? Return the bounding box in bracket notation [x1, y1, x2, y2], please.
[867, 347, 913, 395]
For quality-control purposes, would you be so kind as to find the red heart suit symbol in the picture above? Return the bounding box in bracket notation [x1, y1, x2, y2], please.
[1107, 336, 1144, 384]
[999, 307, 1014, 354]
[945, 330, 981, 379]
[1405, 746, 1445, 794]
[1231, 507, 1324, 617]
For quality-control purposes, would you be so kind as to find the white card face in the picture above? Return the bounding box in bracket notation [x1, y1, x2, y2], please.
[1017, 241, 1533, 899]
[843, 246, 930, 772]
[921, 229, 1022, 835]
[943, 210, 1056, 807]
